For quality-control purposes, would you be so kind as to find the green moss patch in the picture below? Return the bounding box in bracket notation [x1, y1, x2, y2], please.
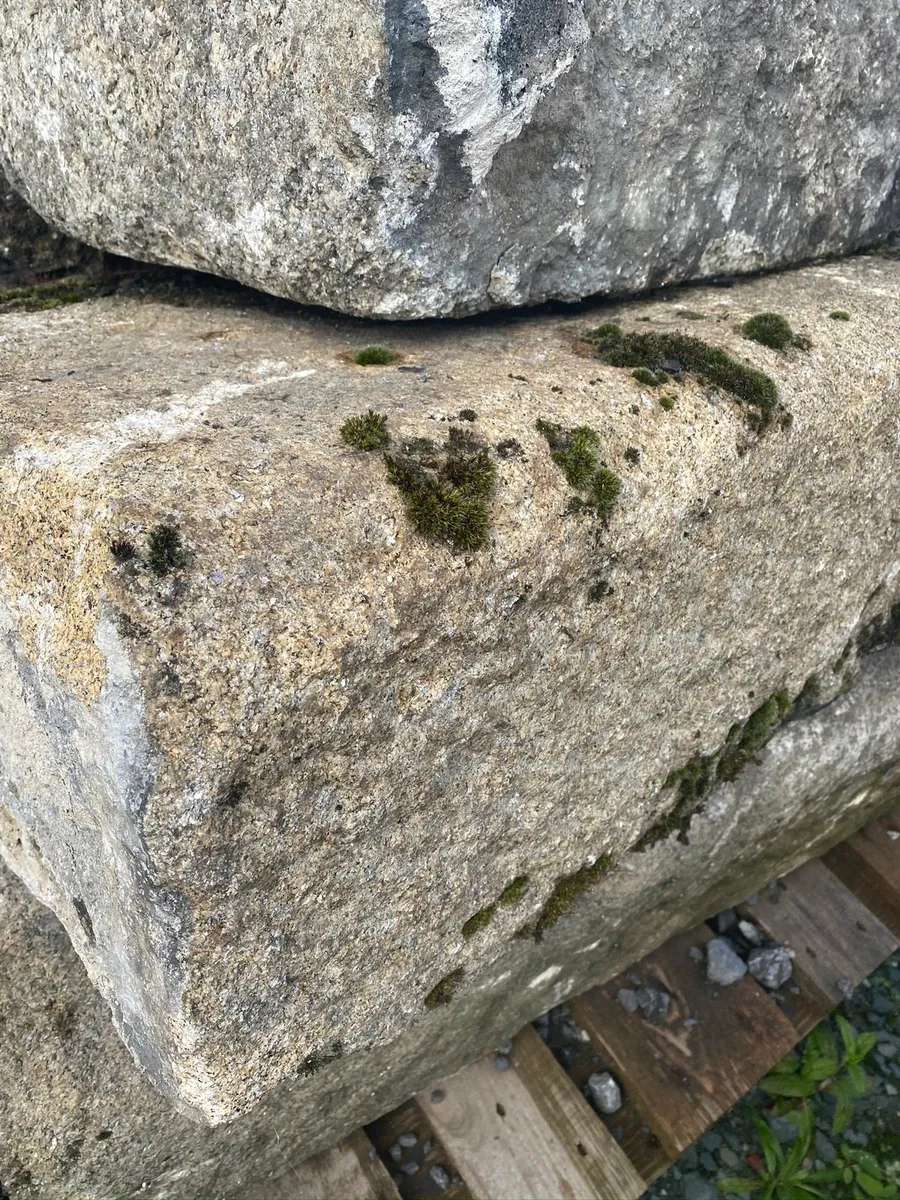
[527, 855, 616, 942]
[633, 691, 793, 852]
[461, 875, 529, 939]
[829, 310, 851, 321]
[298, 1041, 343, 1077]
[340, 410, 390, 451]
[498, 875, 529, 905]
[147, 525, 186, 576]
[424, 968, 464, 1008]
[659, 395, 676, 412]
[536, 420, 622, 523]
[741, 312, 796, 351]
[385, 426, 496, 553]
[461, 908, 494, 939]
[353, 345, 398, 366]
[585, 326, 780, 432]
[624, 447, 640, 466]
[632, 367, 667, 387]
[0, 275, 105, 314]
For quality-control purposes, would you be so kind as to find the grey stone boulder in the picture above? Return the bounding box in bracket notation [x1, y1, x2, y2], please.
[748, 946, 794, 989]
[1, 1, 899, 317]
[587, 1072, 623, 1114]
[0, 256, 899, 1128]
[706, 938, 748, 987]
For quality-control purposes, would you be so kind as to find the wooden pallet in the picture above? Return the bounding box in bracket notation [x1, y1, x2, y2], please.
[254, 811, 900, 1200]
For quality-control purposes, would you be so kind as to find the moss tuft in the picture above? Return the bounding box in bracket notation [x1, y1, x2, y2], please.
[461, 907, 495, 939]
[632, 367, 667, 387]
[384, 431, 496, 553]
[624, 447, 640, 467]
[110, 539, 135, 563]
[340, 409, 390, 451]
[741, 312, 796, 351]
[587, 327, 779, 429]
[659, 395, 676, 412]
[353, 345, 398, 366]
[424, 968, 464, 1008]
[587, 579, 614, 603]
[583, 322, 622, 342]
[458, 408, 478, 422]
[716, 691, 792, 782]
[530, 855, 616, 941]
[147, 525, 186, 576]
[496, 438, 523, 459]
[299, 1041, 343, 1077]
[536, 420, 622, 523]
[498, 875, 529, 906]
[829, 310, 851, 321]
[0, 275, 95, 314]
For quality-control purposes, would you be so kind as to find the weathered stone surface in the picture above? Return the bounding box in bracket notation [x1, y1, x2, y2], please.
[0, 256, 898, 1127]
[0, 172, 101, 289]
[1, 2, 898, 317]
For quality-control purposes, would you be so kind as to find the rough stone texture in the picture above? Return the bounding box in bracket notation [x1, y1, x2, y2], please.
[0, 172, 101, 289]
[748, 945, 794, 989]
[706, 938, 748, 987]
[1, 1, 899, 317]
[0, 256, 899, 1128]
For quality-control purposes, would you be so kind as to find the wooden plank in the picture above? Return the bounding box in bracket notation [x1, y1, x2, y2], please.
[418, 1024, 645, 1200]
[742, 857, 898, 1007]
[366, 1097, 472, 1200]
[822, 811, 900, 936]
[571, 924, 797, 1177]
[251, 1130, 402, 1200]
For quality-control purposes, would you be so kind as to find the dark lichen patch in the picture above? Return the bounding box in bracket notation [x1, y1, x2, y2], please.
[147, 525, 186, 576]
[496, 437, 523, 459]
[353, 345, 398, 366]
[633, 690, 793, 852]
[587, 579, 614, 603]
[585, 327, 780, 432]
[340, 410, 390, 451]
[385, 429, 496, 553]
[857, 600, 900, 655]
[299, 1041, 343, 1077]
[741, 312, 796, 351]
[461, 907, 494, 939]
[659, 395, 676, 412]
[0, 275, 96, 314]
[530, 855, 616, 941]
[72, 897, 95, 945]
[536, 420, 622, 523]
[458, 408, 478, 422]
[829, 310, 851, 321]
[624, 447, 640, 467]
[219, 780, 248, 810]
[424, 968, 465, 1008]
[498, 875, 529, 905]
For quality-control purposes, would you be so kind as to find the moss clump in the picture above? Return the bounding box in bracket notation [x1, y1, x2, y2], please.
[461, 907, 494, 939]
[587, 327, 779, 431]
[340, 409, 390, 451]
[458, 408, 478, 422]
[109, 539, 135, 563]
[829, 310, 851, 321]
[741, 312, 796, 351]
[496, 438, 523, 459]
[530, 855, 616, 941]
[633, 690, 794, 852]
[659, 395, 676, 412]
[536, 420, 622, 523]
[424, 968, 464, 1008]
[632, 367, 667, 387]
[624, 447, 640, 466]
[385, 430, 496, 553]
[353, 345, 398, 366]
[0, 275, 94, 314]
[299, 1041, 342, 1077]
[147, 525, 186, 576]
[498, 875, 529, 906]
[584, 322, 622, 342]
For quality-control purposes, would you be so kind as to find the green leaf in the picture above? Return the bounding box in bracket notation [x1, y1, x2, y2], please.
[804, 1025, 838, 1075]
[718, 1179, 764, 1195]
[769, 1055, 801, 1076]
[831, 1078, 857, 1135]
[846, 1150, 882, 1178]
[835, 1013, 858, 1057]
[846, 1062, 869, 1097]
[852, 1032, 878, 1063]
[753, 1113, 783, 1174]
[760, 1075, 819, 1098]
[784, 1108, 815, 1176]
[805, 1170, 843, 1183]
[857, 1172, 893, 1197]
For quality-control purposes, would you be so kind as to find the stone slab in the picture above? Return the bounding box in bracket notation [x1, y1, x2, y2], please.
[1, 1, 898, 316]
[0, 256, 898, 1126]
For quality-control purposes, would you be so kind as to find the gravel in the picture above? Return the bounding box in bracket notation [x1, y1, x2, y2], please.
[748, 946, 793, 989]
[706, 938, 749, 986]
[635, 985, 672, 1024]
[617, 987, 639, 1012]
[429, 1165, 451, 1191]
[587, 1072, 623, 1114]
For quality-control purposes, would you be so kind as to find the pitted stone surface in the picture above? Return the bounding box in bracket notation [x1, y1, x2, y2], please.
[1, 1, 898, 316]
[0, 256, 898, 1124]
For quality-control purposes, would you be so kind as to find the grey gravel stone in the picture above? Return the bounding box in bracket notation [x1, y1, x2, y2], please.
[6, 1, 898, 318]
[617, 988, 640, 1013]
[738, 920, 764, 945]
[587, 1072, 623, 1114]
[768, 1114, 799, 1145]
[719, 1147, 740, 1168]
[636, 986, 672, 1025]
[389, 1142, 403, 1162]
[496, 1040, 513, 1055]
[689, 946, 705, 963]
[398, 1132, 418, 1148]
[430, 1089, 446, 1104]
[706, 938, 749, 987]
[748, 946, 794, 989]
[429, 1166, 451, 1192]
[493, 1055, 510, 1072]
[400, 1160, 420, 1176]
[714, 909, 738, 934]
[683, 1173, 718, 1200]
